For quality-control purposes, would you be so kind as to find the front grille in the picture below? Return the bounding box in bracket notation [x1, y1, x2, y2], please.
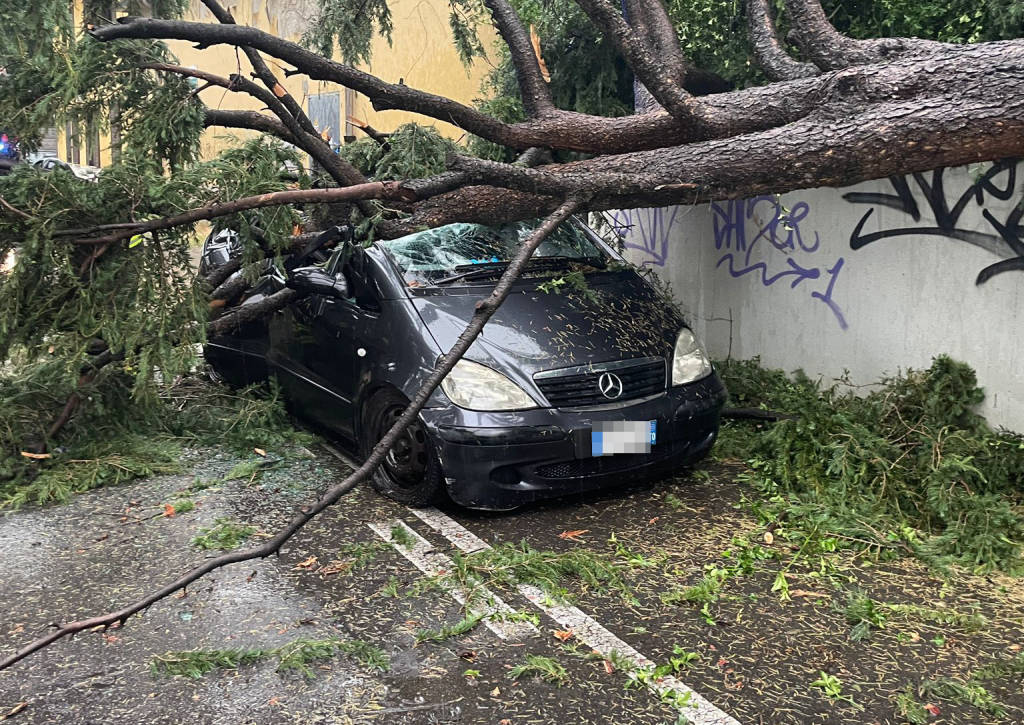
[534, 357, 666, 408]
[535, 454, 653, 479]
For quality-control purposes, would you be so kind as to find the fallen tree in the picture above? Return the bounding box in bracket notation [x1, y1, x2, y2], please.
[0, 0, 1021, 668]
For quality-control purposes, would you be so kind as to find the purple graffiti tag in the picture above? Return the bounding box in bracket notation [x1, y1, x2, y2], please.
[609, 207, 678, 267]
[717, 254, 821, 288]
[709, 198, 848, 330]
[810, 258, 848, 330]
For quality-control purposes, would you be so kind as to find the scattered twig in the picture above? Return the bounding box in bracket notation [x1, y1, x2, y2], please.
[0, 196, 34, 221]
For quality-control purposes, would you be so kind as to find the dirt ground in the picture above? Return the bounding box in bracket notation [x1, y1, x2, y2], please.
[1, 444, 1022, 725]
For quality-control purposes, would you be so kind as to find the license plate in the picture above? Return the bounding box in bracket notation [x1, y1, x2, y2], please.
[590, 420, 656, 456]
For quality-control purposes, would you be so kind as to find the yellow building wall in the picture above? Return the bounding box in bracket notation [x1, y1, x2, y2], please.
[61, 0, 495, 165]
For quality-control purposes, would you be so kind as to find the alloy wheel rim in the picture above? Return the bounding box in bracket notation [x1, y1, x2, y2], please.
[380, 406, 429, 488]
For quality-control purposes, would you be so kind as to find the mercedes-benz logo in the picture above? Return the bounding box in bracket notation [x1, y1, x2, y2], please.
[597, 372, 624, 400]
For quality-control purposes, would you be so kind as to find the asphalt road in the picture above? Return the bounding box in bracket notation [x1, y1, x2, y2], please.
[3, 445, 1021, 725]
[0, 446, 732, 725]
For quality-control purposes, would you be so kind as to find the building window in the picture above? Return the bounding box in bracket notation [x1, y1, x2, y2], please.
[345, 88, 357, 142]
[307, 92, 341, 153]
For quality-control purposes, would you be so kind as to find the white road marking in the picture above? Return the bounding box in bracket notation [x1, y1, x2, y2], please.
[366, 519, 538, 641]
[409, 507, 741, 725]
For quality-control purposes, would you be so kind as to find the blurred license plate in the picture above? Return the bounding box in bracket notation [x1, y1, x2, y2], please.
[590, 421, 656, 456]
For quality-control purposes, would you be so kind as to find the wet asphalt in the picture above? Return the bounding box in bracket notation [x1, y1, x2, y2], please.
[0, 446, 715, 725]
[8, 445, 1017, 725]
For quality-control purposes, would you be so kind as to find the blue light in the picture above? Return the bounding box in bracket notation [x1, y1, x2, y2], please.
[0, 143, 6, 152]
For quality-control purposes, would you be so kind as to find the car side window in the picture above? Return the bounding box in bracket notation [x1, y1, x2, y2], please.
[326, 246, 380, 312]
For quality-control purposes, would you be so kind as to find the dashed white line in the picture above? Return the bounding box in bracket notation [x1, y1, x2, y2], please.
[321, 446, 737, 723]
[366, 519, 537, 641]
[409, 506, 741, 725]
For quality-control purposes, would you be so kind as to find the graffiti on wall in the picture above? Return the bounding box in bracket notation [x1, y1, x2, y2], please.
[844, 160, 1024, 285]
[711, 196, 848, 330]
[607, 207, 679, 267]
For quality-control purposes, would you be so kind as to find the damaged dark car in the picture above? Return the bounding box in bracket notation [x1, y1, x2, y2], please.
[204, 219, 726, 510]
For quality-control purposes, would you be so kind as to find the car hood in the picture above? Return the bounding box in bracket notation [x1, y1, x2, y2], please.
[410, 270, 685, 380]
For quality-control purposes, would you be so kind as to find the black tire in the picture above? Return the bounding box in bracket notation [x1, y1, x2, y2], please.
[360, 389, 445, 507]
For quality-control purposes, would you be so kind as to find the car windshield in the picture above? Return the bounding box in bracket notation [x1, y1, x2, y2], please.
[379, 220, 605, 284]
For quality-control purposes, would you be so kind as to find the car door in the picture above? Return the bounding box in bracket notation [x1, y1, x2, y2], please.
[289, 246, 386, 438]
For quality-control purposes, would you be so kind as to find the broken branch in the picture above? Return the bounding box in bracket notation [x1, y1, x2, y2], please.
[0, 196, 582, 672]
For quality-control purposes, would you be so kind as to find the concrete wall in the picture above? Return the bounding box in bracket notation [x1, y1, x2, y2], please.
[612, 161, 1024, 431]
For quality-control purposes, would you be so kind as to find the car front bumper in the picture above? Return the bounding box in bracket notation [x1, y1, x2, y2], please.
[419, 373, 727, 510]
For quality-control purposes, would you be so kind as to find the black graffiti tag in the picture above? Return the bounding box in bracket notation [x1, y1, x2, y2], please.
[843, 160, 1024, 285]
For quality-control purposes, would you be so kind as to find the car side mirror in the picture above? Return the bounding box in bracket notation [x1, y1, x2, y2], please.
[286, 266, 350, 300]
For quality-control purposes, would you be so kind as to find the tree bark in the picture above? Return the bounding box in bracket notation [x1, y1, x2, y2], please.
[747, 0, 820, 80]
[91, 17, 1024, 161]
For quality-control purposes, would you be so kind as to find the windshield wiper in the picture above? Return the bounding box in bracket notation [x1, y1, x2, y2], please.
[431, 256, 599, 286]
[432, 261, 510, 286]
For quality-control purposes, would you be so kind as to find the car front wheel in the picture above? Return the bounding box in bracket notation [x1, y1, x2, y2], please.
[360, 389, 444, 507]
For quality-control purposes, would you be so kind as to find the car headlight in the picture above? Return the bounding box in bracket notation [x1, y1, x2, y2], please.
[441, 360, 538, 411]
[672, 328, 712, 385]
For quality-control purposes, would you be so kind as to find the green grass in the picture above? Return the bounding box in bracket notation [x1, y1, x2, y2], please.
[191, 518, 257, 550]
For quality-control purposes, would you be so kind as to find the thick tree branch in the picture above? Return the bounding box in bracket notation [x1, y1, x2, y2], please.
[94, 13, 996, 156]
[92, 17, 524, 147]
[149, 61, 370, 191]
[0, 197, 582, 672]
[620, 0, 731, 95]
[571, 0, 701, 122]
[783, 0, 949, 70]
[747, 0, 820, 80]
[203, 108, 295, 141]
[226, 74, 369, 188]
[59, 182, 412, 246]
[407, 60, 1024, 227]
[200, 0, 319, 138]
[622, 0, 687, 83]
[206, 287, 299, 337]
[482, 0, 555, 116]
[197, 0, 393, 232]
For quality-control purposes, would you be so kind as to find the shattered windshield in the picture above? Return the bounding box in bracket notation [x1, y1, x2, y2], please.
[379, 220, 604, 284]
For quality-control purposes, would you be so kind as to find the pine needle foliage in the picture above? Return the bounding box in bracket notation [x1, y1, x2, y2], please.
[0, 0, 309, 496]
[0, 369, 310, 508]
[339, 123, 459, 181]
[414, 612, 485, 643]
[717, 356, 1024, 573]
[151, 647, 268, 678]
[508, 654, 570, 685]
[151, 636, 389, 679]
[191, 517, 257, 551]
[445, 540, 633, 603]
